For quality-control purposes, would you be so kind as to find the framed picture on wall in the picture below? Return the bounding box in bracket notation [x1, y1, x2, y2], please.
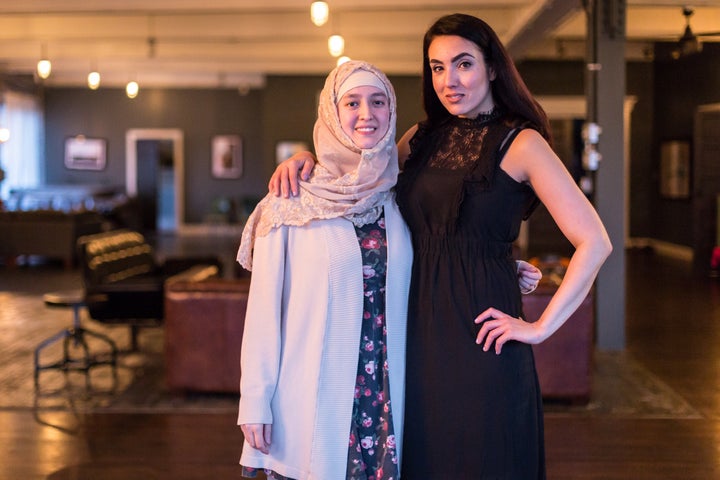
[64, 136, 107, 170]
[276, 141, 309, 165]
[212, 135, 243, 179]
[660, 140, 691, 199]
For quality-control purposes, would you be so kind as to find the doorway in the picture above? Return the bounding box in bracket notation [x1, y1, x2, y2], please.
[126, 129, 184, 232]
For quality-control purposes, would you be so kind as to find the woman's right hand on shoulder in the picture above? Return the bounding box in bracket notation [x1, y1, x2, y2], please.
[241, 423, 273, 454]
[268, 151, 317, 198]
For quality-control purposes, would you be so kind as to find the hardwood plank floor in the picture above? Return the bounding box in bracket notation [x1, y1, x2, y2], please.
[1, 412, 244, 480]
[1, 245, 719, 479]
[545, 416, 720, 479]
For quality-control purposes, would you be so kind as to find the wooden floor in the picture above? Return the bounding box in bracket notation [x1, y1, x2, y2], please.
[2, 246, 720, 479]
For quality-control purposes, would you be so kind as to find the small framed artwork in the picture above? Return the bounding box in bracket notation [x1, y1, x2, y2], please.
[276, 141, 310, 165]
[212, 135, 243, 179]
[64, 136, 107, 170]
[660, 140, 691, 199]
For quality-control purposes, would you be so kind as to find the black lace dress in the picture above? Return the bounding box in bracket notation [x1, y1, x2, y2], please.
[395, 114, 545, 479]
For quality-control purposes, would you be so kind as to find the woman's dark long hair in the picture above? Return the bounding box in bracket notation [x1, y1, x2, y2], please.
[421, 13, 552, 143]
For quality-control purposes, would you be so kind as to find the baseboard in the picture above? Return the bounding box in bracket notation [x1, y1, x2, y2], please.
[627, 237, 693, 262]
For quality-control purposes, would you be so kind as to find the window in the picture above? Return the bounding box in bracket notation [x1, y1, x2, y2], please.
[0, 91, 44, 202]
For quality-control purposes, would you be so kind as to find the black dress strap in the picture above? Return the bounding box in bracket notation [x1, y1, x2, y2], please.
[493, 126, 540, 220]
[497, 127, 523, 164]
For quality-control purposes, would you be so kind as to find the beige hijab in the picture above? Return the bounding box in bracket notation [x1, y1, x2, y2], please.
[237, 60, 398, 270]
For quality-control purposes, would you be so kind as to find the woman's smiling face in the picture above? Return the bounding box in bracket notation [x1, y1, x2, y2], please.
[428, 34, 496, 119]
[337, 85, 390, 150]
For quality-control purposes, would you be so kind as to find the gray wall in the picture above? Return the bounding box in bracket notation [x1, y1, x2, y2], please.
[651, 42, 720, 248]
[43, 75, 424, 224]
[43, 51, 716, 247]
[44, 87, 264, 223]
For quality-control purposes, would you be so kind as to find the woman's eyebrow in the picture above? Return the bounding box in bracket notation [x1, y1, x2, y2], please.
[429, 52, 476, 64]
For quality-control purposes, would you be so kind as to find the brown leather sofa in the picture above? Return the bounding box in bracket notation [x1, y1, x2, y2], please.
[0, 210, 105, 268]
[163, 273, 594, 401]
[164, 276, 250, 393]
[524, 285, 594, 403]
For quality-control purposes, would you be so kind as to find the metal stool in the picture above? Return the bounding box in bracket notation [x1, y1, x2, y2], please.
[34, 289, 118, 387]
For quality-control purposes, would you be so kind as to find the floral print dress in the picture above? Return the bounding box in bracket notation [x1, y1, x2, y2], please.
[346, 212, 399, 480]
[241, 212, 398, 480]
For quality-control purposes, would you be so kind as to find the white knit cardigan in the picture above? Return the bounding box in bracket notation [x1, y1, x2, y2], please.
[237, 197, 412, 480]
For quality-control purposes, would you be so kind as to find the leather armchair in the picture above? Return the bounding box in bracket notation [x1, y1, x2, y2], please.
[76, 229, 221, 350]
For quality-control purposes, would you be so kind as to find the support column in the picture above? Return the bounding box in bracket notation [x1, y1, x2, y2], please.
[585, 0, 626, 349]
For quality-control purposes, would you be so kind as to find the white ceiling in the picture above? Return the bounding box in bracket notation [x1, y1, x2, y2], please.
[1, 0, 719, 89]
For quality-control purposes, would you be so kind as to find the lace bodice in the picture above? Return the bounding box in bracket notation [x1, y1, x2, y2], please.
[427, 112, 503, 171]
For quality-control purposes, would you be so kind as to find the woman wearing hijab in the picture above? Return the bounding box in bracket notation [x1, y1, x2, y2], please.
[236, 60, 412, 480]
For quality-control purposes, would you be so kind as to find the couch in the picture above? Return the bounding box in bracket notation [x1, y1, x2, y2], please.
[162, 272, 594, 402]
[525, 284, 594, 403]
[164, 276, 250, 393]
[0, 210, 105, 268]
[523, 255, 595, 403]
[0, 184, 143, 268]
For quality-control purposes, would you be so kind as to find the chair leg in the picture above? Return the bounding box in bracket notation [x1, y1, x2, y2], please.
[63, 328, 92, 389]
[74, 327, 118, 388]
[34, 328, 72, 387]
[80, 327, 118, 368]
[129, 325, 141, 351]
[34, 326, 119, 388]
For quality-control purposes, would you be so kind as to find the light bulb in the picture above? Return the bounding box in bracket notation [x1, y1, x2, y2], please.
[37, 59, 52, 79]
[0, 127, 9, 143]
[126, 81, 139, 99]
[310, 2, 329, 27]
[337, 56, 351, 66]
[88, 71, 101, 90]
[328, 34, 345, 57]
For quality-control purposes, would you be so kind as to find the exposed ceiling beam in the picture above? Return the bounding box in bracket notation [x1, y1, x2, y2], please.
[504, 0, 585, 58]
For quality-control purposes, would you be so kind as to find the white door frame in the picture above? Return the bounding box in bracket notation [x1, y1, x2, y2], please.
[125, 128, 185, 232]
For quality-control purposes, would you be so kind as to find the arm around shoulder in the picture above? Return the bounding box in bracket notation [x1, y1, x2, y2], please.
[268, 151, 317, 198]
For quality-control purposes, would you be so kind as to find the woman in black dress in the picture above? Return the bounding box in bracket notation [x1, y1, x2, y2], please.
[393, 14, 611, 479]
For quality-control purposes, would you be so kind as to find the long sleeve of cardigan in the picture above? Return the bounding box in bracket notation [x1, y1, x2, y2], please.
[237, 226, 287, 425]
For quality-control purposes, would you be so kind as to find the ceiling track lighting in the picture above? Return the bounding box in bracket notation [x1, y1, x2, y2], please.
[310, 2, 329, 27]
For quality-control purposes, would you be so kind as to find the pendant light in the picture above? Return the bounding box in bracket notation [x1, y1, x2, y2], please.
[37, 43, 51, 79]
[328, 34, 345, 57]
[310, 2, 329, 27]
[87, 71, 101, 90]
[126, 81, 139, 99]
